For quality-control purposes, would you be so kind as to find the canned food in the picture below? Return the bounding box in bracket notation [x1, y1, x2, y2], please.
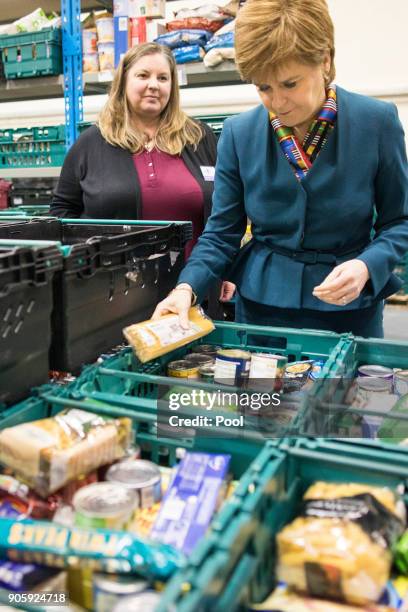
[167, 360, 199, 378]
[358, 364, 394, 379]
[199, 364, 215, 381]
[93, 573, 149, 612]
[356, 376, 392, 392]
[73, 483, 137, 530]
[395, 370, 408, 397]
[214, 349, 251, 386]
[249, 353, 288, 379]
[193, 344, 221, 357]
[113, 591, 162, 612]
[284, 361, 313, 391]
[106, 459, 162, 509]
[184, 353, 214, 367]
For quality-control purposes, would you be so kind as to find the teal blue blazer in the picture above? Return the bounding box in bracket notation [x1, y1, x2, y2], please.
[178, 86, 408, 311]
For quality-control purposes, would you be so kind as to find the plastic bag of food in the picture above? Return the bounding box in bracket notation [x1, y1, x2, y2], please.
[172, 45, 205, 64]
[123, 306, 215, 363]
[203, 47, 235, 67]
[167, 18, 224, 34]
[4, 9, 50, 35]
[277, 481, 405, 605]
[249, 584, 395, 611]
[0, 410, 132, 497]
[205, 31, 234, 52]
[175, 5, 226, 21]
[155, 29, 212, 49]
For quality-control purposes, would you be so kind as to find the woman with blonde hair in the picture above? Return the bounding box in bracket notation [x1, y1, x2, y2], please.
[52, 42, 230, 316]
[154, 0, 408, 337]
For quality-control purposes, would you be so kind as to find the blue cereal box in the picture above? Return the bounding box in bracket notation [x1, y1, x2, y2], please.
[150, 452, 231, 555]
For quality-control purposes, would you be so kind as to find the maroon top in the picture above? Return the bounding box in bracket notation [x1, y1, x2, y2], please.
[133, 148, 204, 259]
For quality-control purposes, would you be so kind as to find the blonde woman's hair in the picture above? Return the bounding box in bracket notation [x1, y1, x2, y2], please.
[98, 43, 204, 154]
[235, 0, 335, 85]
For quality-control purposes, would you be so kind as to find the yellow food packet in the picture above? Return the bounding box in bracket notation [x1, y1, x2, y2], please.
[123, 306, 215, 363]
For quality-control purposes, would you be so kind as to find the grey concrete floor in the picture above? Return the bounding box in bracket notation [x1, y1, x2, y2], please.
[384, 304, 408, 341]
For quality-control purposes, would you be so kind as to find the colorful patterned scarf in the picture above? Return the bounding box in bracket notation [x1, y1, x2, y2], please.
[269, 85, 337, 182]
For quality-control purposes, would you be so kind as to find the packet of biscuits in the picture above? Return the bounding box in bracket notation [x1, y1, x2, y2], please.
[123, 306, 215, 363]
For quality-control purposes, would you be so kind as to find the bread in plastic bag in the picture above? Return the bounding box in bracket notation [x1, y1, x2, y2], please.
[0, 410, 132, 497]
[123, 305, 215, 363]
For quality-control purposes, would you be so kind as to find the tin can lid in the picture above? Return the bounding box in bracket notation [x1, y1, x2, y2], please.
[358, 364, 394, 378]
[106, 459, 161, 490]
[94, 573, 148, 595]
[113, 591, 163, 612]
[73, 483, 137, 516]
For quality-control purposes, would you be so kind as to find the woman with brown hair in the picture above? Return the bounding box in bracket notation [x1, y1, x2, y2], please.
[51, 43, 217, 262]
[52, 42, 231, 316]
[154, 0, 408, 338]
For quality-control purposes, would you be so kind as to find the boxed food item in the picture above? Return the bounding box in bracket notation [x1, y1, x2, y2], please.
[123, 306, 215, 363]
[128, 0, 166, 19]
[0, 410, 132, 497]
[150, 452, 230, 555]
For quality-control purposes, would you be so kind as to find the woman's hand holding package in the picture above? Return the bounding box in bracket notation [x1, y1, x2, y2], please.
[152, 283, 193, 329]
[313, 259, 370, 306]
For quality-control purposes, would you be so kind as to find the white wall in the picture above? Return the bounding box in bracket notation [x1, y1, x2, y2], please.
[0, 0, 407, 147]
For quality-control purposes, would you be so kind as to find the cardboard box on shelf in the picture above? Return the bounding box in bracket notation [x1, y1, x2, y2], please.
[128, 0, 166, 19]
[113, 0, 129, 17]
[129, 17, 166, 46]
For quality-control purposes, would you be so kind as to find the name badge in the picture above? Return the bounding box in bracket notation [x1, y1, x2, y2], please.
[200, 166, 215, 181]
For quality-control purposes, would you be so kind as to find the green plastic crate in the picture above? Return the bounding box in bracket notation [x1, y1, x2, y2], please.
[0, 392, 272, 583]
[158, 437, 408, 611]
[0, 125, 65, 168]
[0, 28, 62, 79]
[63, 325, 351, 441]
[297, 335, 408, 440]
[195, 115, 232, 135]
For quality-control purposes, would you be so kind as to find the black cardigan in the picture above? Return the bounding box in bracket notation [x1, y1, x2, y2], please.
[51, 122, 217, 223]
[51, 122, 224, 318]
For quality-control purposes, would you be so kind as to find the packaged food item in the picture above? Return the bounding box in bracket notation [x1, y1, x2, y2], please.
[106, 459, 162, 509]
[155, 29, 212, 49]
[82, 28, 98, 53]
[112, 591, 162, 612]
[167, 360, 199, 379]
[309, 359, 325, 381]
[395, 371, 408, 397]
[0, 410, 132, 497]
[378, 393, 408, 443]
[98, 42, 115, 71]
[4, 8, 51, 35]
[199, 364, 216, 381]
[93, 573, 149, 612]
[1, 518, 184, 578]
[248, 353, 287, 391]
[151, 452, 230, 555]
[167, 18, 224, 33]
[175, 5, 226, 21]
[205, 31, 234, 51]
[358, 365, 394, 383]
[284, 361, 313, 392]
[123, 306, 215, 363]
[73, 483, 137, 530]
[172, 45, 205, 64]
[0, 560, 60, 592]
[277, 481, 405, 605]
[249, 584, 395, 611]
[184, 353, 214, 367]
[193, 344, 221, 357]
[95, 15, 114, 43]
[203, 46, 235, 67]
[214, 349, 251, 386]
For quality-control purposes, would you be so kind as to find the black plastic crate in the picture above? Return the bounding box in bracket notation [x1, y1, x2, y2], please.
[0, 218, 191, 372]
[0, 241, 63, 406]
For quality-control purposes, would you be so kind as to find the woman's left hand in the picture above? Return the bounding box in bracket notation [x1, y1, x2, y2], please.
[219, 281, 236, 302]
[312, 259, 370, 306]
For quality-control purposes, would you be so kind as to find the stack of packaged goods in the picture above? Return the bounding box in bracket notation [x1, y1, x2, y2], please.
[82, 12, 114, 73]
[252, 481, 408, 611]
[0, 404, 238, 609]
[156, 4, 230, 65]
